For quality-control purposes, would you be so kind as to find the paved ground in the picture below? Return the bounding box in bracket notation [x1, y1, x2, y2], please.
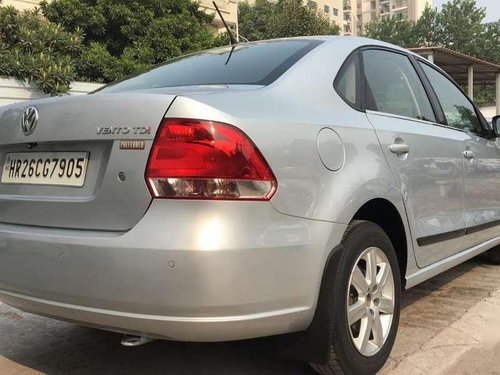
[1, 256, 500, 375]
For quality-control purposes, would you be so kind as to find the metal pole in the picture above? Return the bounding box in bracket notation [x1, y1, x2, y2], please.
[467, 65, 474, 100]
[427, 52, 434, 64]
[496, 73, 500, 116]
[236, 1, 239, 43]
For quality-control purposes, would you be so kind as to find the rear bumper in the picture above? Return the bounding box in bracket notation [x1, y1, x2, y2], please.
[0, 289, 311, 342]
[0, 200, 345, 341]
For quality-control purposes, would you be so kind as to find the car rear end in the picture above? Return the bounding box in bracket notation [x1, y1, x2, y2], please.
[0, 39, 343, 341]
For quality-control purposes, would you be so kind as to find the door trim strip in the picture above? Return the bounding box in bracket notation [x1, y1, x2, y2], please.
[417, 228, 466, 246]
[465, 219, 500, 235]
[417, 219, 500, 247]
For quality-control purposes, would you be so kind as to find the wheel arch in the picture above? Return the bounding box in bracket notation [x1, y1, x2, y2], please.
[283, 198, 410, 365]
[352, 198, 408, 289]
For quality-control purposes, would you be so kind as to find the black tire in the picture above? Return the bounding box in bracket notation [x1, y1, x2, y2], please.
[310, 220, 401, 375]
[484, 247, 500, 264]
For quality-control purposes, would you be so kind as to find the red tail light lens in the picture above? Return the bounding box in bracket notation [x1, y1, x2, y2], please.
[146, 118, 277, 200]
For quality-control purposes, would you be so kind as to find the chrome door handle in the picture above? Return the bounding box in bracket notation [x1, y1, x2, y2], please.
[463, 150, 475, 159]
[389, 143, 410, 155]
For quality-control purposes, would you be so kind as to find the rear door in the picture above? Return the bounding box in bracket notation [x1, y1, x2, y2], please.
[0, 93, 175, 231]
[419, 61, 500, 249]
[361, 48, 468, 268]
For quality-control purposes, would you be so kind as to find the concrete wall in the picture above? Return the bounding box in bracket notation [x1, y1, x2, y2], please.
[480, 106, 496, 122]
[0, 78, 103, 107]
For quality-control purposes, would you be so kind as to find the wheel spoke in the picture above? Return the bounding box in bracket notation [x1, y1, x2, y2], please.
[379, 296, 394, 314]
[372, 312, 384, 347]
[351, 265, 369, 295]
[359, 315, 373, 353]
[348, 301, 367, 325]
[365, 249, 378, 286]
[376, 263, 390, 288]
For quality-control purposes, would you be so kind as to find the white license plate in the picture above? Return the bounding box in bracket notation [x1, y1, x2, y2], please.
[1, 152, 89, 187]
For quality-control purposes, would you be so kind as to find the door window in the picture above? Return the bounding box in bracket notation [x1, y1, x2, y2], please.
[419, 62, 483, 134]
[363, 50, 436, 123]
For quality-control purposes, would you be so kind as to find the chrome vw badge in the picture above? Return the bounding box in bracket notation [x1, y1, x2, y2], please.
[20, 106, 39, 136]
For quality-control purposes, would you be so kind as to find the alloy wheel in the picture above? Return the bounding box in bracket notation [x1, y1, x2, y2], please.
[346, 246, 395, 357]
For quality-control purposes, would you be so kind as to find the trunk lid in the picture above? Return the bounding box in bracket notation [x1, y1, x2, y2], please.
[0, 93, 175, 231]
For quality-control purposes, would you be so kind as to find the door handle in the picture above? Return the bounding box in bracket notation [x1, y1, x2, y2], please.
[389, 143, 410, 155]
[463, 150, 475, 159]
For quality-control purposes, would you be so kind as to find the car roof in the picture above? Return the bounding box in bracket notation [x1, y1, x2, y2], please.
[246, 35, 417, 58]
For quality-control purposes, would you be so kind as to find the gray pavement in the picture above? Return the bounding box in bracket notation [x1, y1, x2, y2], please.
[1, 256, 500, 375]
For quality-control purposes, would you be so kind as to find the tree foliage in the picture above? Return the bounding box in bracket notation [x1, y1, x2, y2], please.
[363, 14, 418, 47]
[364, 0, 496, 54]
[0, 2, 82, 95]
[365, 0, 500, 105]
[40, 0, 219, 82]
[238, 0, 340, 42]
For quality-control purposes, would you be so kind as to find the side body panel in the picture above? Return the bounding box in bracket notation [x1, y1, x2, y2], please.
[462, 136, 500, 248]
[366, 112, 468, 268]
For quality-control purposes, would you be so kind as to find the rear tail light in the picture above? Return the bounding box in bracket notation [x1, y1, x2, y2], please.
[145, 118, 277, 200]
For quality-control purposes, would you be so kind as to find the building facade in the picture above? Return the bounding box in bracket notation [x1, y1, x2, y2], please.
[3, 0, 40, 10]
[353, 0, 432, 36]
[307, 0, 345, 33]
[343, 0, 355, 35]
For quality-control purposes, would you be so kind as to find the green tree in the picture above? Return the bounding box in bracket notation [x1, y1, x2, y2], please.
[238, 0, 275, 41]
[478, 21, 500, 64]
[364, 14, 417, 48]
[365, 0, 497, 59]
[0, 2, 82, 95]
[40, 0, 219, 82]
[437, 0, 486, 57]
[412, 6, 442, 47]
[239, 0, 340, 42]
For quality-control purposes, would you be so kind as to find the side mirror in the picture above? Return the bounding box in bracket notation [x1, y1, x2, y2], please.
[493, 115, 500, 138]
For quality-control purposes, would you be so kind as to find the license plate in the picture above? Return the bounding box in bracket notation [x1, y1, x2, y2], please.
[1, 152, 89, 187]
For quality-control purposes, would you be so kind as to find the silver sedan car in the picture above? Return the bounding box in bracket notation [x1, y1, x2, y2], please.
[1, 36, 500, 374]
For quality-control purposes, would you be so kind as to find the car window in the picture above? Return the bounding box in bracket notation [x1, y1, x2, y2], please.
[363, 50, 436, 123]
[419, 62, 483, 134]
[335, 53, 360, 108]
[97, 40, 323, 93]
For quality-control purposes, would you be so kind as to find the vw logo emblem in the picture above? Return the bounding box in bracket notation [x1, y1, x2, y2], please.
[20, 106, 39, 136]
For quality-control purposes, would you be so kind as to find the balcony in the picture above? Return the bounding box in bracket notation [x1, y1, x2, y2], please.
[391, 0, 408, 10]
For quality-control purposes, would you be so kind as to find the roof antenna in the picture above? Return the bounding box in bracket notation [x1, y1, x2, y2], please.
[212, 1, 238, 45]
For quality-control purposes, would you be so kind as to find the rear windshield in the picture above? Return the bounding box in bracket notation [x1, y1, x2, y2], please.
[97, 39, 323, 93]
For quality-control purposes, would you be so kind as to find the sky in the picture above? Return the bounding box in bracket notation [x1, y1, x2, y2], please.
[432, 0, 500, 22]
